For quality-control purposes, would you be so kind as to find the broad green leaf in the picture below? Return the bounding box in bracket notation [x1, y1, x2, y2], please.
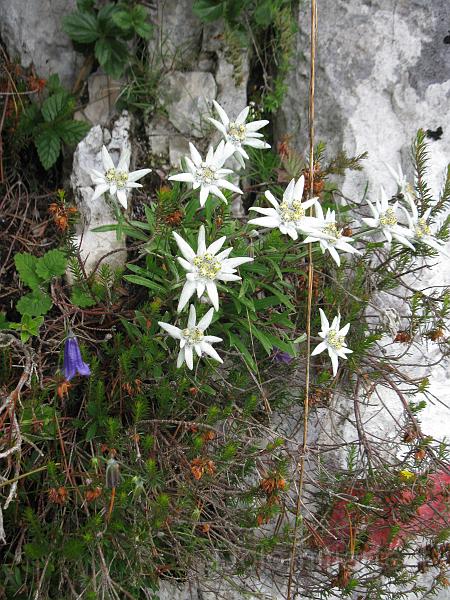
[97, 38, 129, 78]
[56, 119, 91, 145]
[14, 253, 42, 289]
[16, 290, 52, 317]
[35, 129, 60, 170]
[111, 9, 133, 31]
[123, 274, 166, 294]
[62, 12, 99, 44]
[36, 249, 67, 280]
[94, 37, 112, 65]
[41, 92, 68, 122]
[193, 0, 224, 22]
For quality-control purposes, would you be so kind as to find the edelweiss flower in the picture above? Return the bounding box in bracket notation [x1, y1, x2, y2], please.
[169, 141, 242, 207]
[173, 225, 253, 312]
[209, 100, 270, 167]
[400, 197, 450, 257]
[302, 204, 360, 266]
[89, 146, 151, 209]
[158, 305, 223, 370]
[386, 162, 415, 201]
[311, 309, 352, 377]
[248, 176, 320, 240]
[361, 187, 414, 249]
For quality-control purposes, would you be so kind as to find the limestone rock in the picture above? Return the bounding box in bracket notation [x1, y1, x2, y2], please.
[69, 113, 131, 278]
[276, 0, 450, 203]
[148, 0, 203, 65]
[0, 0, 82, 88]
[163, 71, 217, 138]
[82, 71, 122, 126]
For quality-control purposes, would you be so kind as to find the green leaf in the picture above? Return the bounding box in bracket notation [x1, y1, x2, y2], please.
[41, 92, 68, 122]
[134, 19, 153, 40]
[77, 0, 95, 12]
[14, 253, 42, 289]
[55, 120, 91, 145]
[70, 286, 96, 308]
[16, 290, 52, 317]
[95, 38, 129, 77]
[36, 249, 67, 281]
[11, 315, 44, 343]
[94, 37, 112, 65]
[34, 130, 61, 170]
[45, 73, 63, 94]
[253, 0, 273, 26]
[123, 274, 166, 294]
[192, 0, 224, 22]
[63, 12, 99, 44]
[111, 9, 133, 31]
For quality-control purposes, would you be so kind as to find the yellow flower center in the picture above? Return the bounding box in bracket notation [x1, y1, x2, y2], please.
[197, 163, 217, 185]
[415, 218, 431, 239]
[327, 329, 345, 350]
[323, 223, 342, 240]
[182, 327, 204, 344]
[228, 122, 247, 142]
[279, 200, 305, 223]
[193, 254, 222, 280]
[380, 208, 397, 227]
[105, 168, 129, 189]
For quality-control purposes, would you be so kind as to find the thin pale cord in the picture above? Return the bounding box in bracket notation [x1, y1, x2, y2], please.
[287, 1, 317, 597]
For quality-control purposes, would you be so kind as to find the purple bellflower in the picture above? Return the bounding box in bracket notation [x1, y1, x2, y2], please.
[63, 333, 91, 381]
[272, 348, 293, 365]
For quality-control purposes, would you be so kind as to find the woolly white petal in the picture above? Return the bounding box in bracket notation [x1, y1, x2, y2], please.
[116, 189, 128, 209]
[128, 168, 151, 183]
[200, 342, 223, 363]
[173, 231, 196, 261]
[187, 304, 197, 328]
[213, 100, 230, 126]
[177, 347, 186, 368]
[206, 281, 219, 310]
[101, 146, 114, 171]
[185, 345, 194, 370]
[311, 341, 327, 356]
[236, 106, 249, 124]
[158, 322, 182, 339]
[177, 280, 196, 312]
[198, 307, 215, 331]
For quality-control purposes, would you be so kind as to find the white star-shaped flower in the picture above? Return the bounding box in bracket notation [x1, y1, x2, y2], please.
[400, 197, 450, 257]
[209, 100, 270, 167]
[169, 141, 242, 207]
[311, 308, 352, 377]
[302, 204, 360, 266]
[386, 162, 415, 201]
[361, 187, 414, 249]
[173, 225, 253, 312]
[248, 176, 321, 240]
[158, 305, 223, 370]
[89, 145, 151, 209]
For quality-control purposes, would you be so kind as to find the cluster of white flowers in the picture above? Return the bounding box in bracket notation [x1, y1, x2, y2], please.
[86, 104, 448, 377]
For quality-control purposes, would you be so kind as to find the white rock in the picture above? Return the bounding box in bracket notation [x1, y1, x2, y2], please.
[163, 71, 217, 138]
[69, 113, 131, 279]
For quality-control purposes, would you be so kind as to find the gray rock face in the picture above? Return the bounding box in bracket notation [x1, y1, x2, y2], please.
[163, 70, 217, 138]
[0, 0, 82, 88]
[148, 0, 203, 64]
[276, 0, 450, 202]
